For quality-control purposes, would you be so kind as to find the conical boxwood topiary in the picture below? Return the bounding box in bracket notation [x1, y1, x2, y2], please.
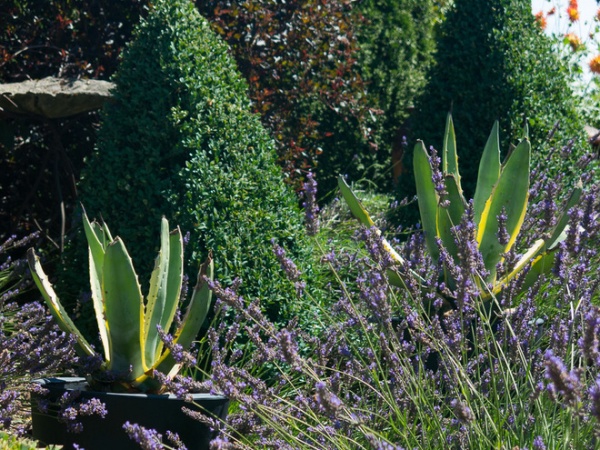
[62, 0, 308, 324]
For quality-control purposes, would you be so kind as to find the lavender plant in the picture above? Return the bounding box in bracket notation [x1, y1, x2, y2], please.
[0, 233, 78, 436]
[149, 150, 600, 449]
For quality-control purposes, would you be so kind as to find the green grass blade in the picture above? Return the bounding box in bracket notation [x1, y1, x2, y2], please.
[413, 141, 440, 264]
[477, 139, 530, 282]
[103, 238, 145, 378]
[473, 121, 501, 226]
[27, 249, 95, 358]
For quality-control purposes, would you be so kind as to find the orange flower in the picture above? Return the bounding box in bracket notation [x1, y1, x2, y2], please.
[590, 55, 600, 75]
[535, 11, 547, 30]
[565, 33, 582, 50]
[568, 0, 579, 22]
[597, 8, 600, 22]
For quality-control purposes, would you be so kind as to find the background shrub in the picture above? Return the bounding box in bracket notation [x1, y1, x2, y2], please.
[0, 1, 147, 246]
[198, 0, 438, 199]
[197, 0, 380, 198]
[394, 0, 589, 227]
[62, 0, 309, 324]
[353, 0, 436, 188]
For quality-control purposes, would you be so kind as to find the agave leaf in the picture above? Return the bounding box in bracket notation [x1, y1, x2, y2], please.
[152, 227, 184, 364]
[488, 238, 545, 296]
[338, 176, 405, 265]
[477, 139, 530, 281]
[82, 212, 111, 361]
[143, 218, 171, 367]
[520, 251, 555, 293]
[338, 176, 375, 227]
[473, 121, 501, 226]
[442, 113, 462, 194]
[437, 174, 467, 259]
[545, 181, 583, 251]
[436, 175, 466, 288]
[414, 141, 440, 264]
[102, 238, 145, 379]
[27, 249, 95, 357]
[154, 254, 214, 377]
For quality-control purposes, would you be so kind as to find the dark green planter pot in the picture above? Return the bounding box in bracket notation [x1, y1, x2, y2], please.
[31, 377, 228, 450]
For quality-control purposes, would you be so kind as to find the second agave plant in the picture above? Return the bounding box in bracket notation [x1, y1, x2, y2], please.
[340, 113, 581, 305]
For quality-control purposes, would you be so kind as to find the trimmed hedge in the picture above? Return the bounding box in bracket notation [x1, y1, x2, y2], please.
[62, 0, 308, 323]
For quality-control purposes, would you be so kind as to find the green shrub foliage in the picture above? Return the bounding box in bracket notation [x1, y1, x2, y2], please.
[395, 0, 587, 226]
[354, 0, 435, 179]
[67, 0, 307, 322]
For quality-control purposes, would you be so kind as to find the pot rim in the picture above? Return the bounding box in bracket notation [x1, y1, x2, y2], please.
[32, 377, 227, 401]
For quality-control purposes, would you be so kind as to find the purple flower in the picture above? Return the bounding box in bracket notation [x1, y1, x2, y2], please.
[544, 350, 582, 408]
[302, 172, 320, 235]
[123, 422, 163, 450]
[271, 239, 302, 282]
[533, 435, 546, 450]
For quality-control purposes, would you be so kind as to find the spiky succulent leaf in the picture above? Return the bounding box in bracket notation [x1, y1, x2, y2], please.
[545, 181, 583, 250]
[102, 238, 145, 378]
[473, 121, 501, 226]
[442, 113, 462, 194]
[477, 139, 530, 281]
[338, 176, 405, 265]
[143, 218, 171, 367]
[437, 174, 466, 288]
[338, 176, 375, 227]
[436, 174, 466, 259]
[149, 226, 184, 366]
[414, 141, 440, 264]
[154, 254, 214, 378]
[82, 212, 111, 361]
[27, 249, 95, 358]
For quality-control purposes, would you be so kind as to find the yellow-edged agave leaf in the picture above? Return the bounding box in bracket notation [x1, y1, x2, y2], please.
[103, 238, 145, 379]
[414, 141, 441, 263]
[473, 121, 501, 226]
[488, 238, 545, 297]
[27, 249, 95, 357]
[154, 254, 214, 377]
[442, 113, 462, 195]
[338, 176, 375, 228]
[477, 138, 530, 282]
[143, 217, 172, 367]
[82, 213, 111, 361]
[520, 251, 555, 292]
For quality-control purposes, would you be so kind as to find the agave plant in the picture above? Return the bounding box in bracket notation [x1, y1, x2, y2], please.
[340, 113, 581, 303]
[27, 212, 213, 393]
